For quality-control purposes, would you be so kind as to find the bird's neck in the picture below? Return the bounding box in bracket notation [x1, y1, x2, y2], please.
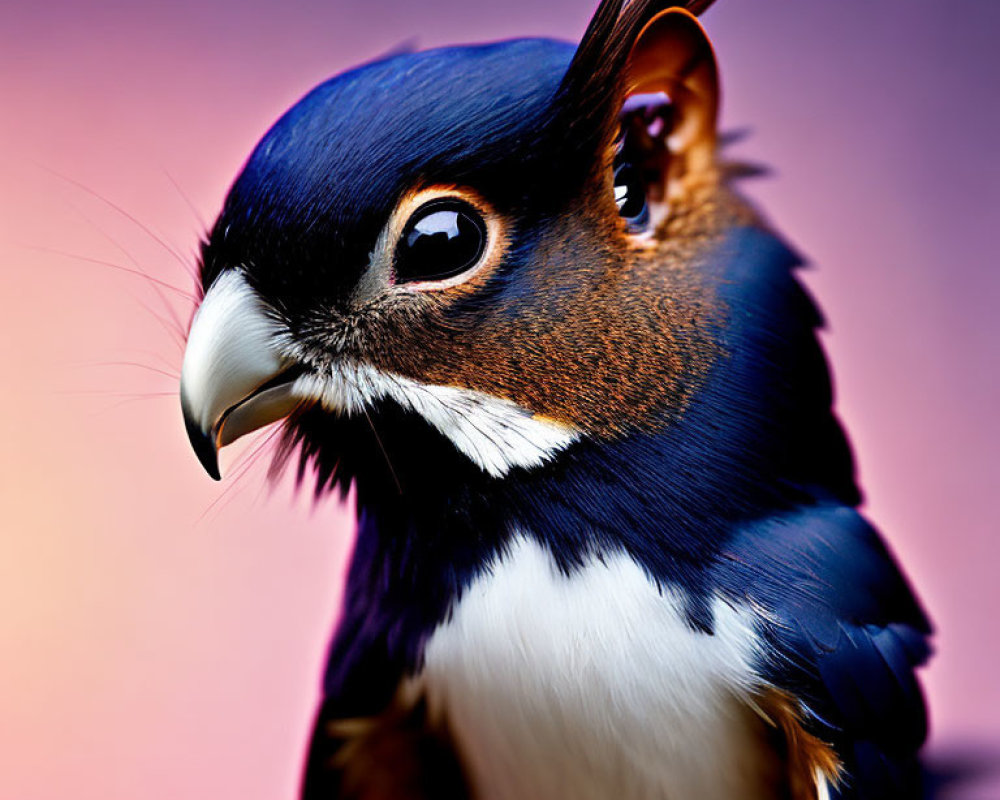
[318, 224, 860, 693]
[327, 419, 761, 694]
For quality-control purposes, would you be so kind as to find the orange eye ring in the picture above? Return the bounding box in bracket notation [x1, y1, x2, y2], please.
[376, 185, 507, 294]
[394, 198, 488, 285]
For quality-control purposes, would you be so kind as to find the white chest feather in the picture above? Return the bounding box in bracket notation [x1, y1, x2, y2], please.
[415, 537, 775, 800]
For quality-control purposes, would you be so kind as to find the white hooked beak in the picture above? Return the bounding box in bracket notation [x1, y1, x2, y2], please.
[180, 270, 304, 479]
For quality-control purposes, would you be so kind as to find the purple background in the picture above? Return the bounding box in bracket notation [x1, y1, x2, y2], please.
[0, 0, 997, 797]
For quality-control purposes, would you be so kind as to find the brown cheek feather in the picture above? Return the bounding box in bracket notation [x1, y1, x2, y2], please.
[366, 176, 759, 439]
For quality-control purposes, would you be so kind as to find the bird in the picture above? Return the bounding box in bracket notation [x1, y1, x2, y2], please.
[178, 1, 932, 798]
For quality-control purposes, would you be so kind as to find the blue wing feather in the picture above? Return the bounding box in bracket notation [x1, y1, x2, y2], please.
[719, 506, 931, 798]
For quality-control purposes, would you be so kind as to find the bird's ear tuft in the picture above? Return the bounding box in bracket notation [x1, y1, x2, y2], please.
[553, 1, 719, 199]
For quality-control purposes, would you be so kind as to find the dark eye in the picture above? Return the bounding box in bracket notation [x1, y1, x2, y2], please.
[613, 158, 650, 234]
[395, 199, 488, 284]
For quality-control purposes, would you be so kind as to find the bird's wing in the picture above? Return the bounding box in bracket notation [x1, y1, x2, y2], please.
[721, 505, 932, 799]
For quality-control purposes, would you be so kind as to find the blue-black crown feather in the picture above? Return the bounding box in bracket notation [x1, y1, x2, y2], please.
[201, 39, 577, 305]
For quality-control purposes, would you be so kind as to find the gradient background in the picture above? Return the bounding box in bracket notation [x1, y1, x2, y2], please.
[1, 0, 997, 798]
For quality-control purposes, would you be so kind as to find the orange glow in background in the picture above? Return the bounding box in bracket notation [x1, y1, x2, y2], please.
[1, 1, 997, 797]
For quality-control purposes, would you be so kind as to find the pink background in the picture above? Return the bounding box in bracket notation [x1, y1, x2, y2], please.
[1, 0, 997, 797]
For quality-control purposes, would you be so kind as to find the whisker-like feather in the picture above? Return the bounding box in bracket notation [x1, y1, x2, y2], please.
[81, 360, 181, 380]
[21, 244, 196, 302]
[39, 163, 196, 277]
[69, 203, 194, 341]
[196, 424, 284, 525]
[361, 404, 403, 496]
[162, 168, 209, 238]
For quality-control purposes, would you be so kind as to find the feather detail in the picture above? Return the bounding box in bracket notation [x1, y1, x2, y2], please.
[303, 691, 468, 800]
[756, 687, 843, 799]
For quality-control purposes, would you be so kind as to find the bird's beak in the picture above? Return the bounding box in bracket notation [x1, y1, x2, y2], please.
[180, 271, 303, 480]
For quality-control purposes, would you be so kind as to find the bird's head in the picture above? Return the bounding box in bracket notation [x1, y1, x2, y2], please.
[181, 0, 757, 493]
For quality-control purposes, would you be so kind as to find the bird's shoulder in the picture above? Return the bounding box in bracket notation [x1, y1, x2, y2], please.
[716, 504, 932, 798]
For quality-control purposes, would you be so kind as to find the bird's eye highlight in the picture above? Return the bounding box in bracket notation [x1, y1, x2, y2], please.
[394, 199, 488, 284]
[613, 93, 671, 235]
[613, 158, 650, 233]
